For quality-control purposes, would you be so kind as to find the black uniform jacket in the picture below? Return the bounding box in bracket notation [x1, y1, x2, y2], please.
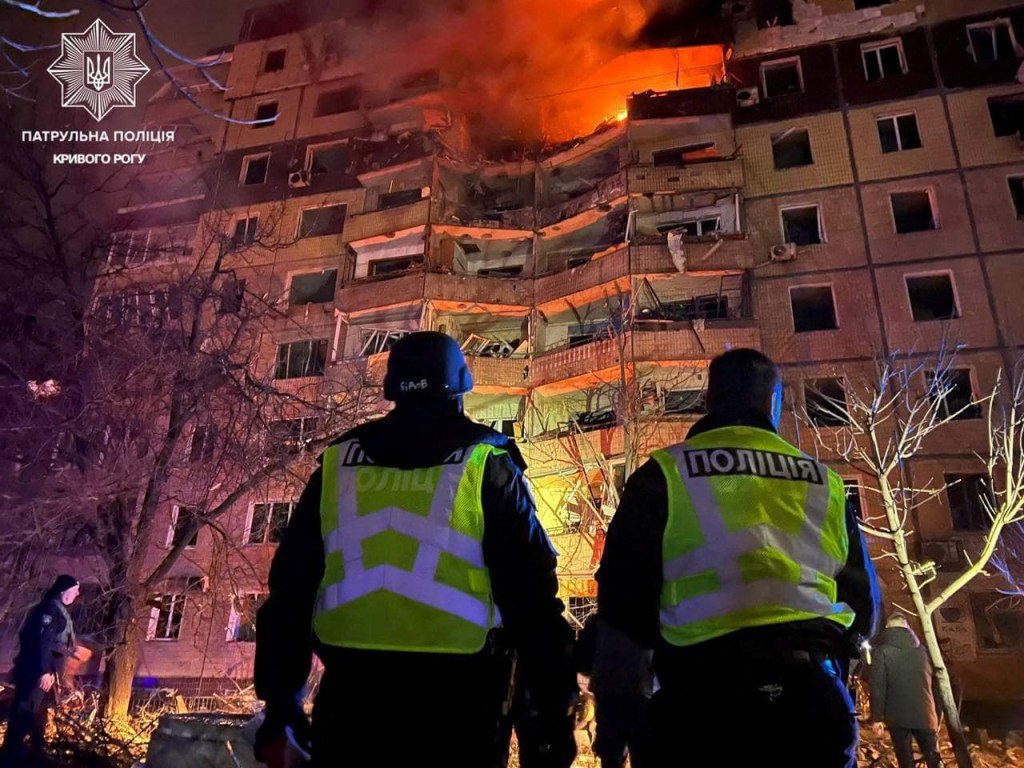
[255, 403, 576, 736]
[12, 597, 73, 686]
[596, 408, 881, 688]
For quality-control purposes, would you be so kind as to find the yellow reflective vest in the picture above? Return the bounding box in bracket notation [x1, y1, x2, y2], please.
[651, 425, 855, 647]
[314, 439, 500, 654]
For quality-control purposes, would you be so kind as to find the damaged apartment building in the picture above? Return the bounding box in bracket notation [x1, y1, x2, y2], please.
[57, 0, 1024, 723]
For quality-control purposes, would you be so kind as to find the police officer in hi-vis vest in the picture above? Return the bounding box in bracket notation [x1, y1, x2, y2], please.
[254, 331, 577, 768]
[595, 349, 880, 768]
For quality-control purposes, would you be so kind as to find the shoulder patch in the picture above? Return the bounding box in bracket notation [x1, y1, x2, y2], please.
[41, 615, 52, 626]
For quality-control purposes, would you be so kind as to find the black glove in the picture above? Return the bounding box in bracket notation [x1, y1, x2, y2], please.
[255, 704, 312, 766]
[517, 711, 577, 768]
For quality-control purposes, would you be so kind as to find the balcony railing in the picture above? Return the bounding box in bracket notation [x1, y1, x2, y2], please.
[342, 199, 430, 243]
[534, 246, 630, 307]
[424, 271, 532, 308]
[632, 236, 755, 274]
[531, 321, 760, 388]
[628, 158, 744, 195]
[437, 201, 534, 231]
[537, 170, 627, 228]
[466, 355, 530, 390]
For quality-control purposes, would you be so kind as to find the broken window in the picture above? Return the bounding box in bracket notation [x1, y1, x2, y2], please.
[968, 19, 1020, 64]
[781, 205, 823, 245]
[877, 114, 922, 153]
[189, 424, 217, 463]
[761, 58, 803, 98]
[1009, 177, 1024, 218]
[298, 204, 347, 238]
[664, 388, 706, 415]
[314, 86, 361, 116]
[927, 368, 980, 420]
[790, 285, 838, 332]
[971, 593, 1024, 651]
[989, 97, 1024, 137]
[891, 191, 936, 233]
[308, 144, 348, 177]
[252, 101, 278, 128]
[906, 273, 959, 321]
[241, 153, 269, 185]
[263, 48, 286, 73]
[268, 417, 319, 453]
[772, 128, 813, 169]
[862, 38, 906, 80]
[943, 474, 990, 531]
[478, 265, 524, 277]
[246, 502, 294, 544]
[805, 377, 849, 427]
[360, 328, 409, 356]
[232, 216, 259, 247]
[147, 593, 186, 640]
[855, 0, 895, 8]
[638, 294, 729, 322]
[289, 269, 337, 305]
[166, 506, 199, 549]
[368, 255, 423, 276]
[568, 322, 607, 348]
[658, 217, 721, 236]
[574, 408, 616, 431]
[227, 593, 267, 642]
[379, 188, 423, 209]
[275, 339, 328, 378]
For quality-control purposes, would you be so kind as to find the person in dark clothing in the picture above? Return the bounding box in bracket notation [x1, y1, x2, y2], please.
[576, 615, 654, 768]
[1, 574, 80, 766]
[255, 332, 577, 768]
[870, 614, 942, 768]
[596, 349, 881, 768]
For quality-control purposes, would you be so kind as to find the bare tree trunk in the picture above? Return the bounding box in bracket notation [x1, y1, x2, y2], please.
[101, 595, 142, 720]
[879, 475, 973, 768]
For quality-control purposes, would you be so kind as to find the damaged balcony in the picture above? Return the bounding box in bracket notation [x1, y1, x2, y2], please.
[342, 198, 431, 242]
[537, 132, 626, 228]
[437, 164, 535, 231]
[431, 312, 530, 393]
[534, 245, 631, 309]
[535, 199, 629, 275]
[628, 157, 744, 195]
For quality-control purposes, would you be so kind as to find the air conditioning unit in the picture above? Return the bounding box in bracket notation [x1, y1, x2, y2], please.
[288, 168, 311, 188]
[736, 87, 761, 108]
[770, 243, 797, 262]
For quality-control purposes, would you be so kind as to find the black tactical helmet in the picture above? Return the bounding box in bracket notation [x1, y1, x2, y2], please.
[383, 331, 473, 401]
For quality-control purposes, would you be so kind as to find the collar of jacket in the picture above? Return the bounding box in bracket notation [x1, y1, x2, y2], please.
[686, 407, 778, 439]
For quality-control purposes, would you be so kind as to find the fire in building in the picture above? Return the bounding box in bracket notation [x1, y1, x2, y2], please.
[5, 0, 1024, 746]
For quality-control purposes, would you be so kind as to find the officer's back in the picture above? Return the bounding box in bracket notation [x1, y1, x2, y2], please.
[596, 348, 880, 768]
[254, 332, 577, 768]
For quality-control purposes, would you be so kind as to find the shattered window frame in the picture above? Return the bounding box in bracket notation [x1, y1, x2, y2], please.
[760, 56, 804, 98]
[227, 592, 268, 642]
[861, 37, 907, 81]
[967, 18, 1020, 64]
[274, 338, 329, 379]
[297, 204, 348, 239]
[240, 152, 270, 186]
[771, 127, 814, 169]
[252, 100, 279, 129]
[288, 269, 338, 305]
[904, 272, 960, 321]
[231, 215, 260, 247]
[245, 501, 295, 545]
[780, 203, 824, 245]
[305, 141, 349, 178]
[263, 48, 286, 73]
[890, 190, 938, 234]
[789, 284, 839, 333]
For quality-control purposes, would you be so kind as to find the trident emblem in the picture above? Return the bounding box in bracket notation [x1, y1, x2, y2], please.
[84, 52, 112, 92]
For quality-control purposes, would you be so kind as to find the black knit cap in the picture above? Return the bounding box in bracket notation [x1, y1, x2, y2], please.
[49, 574, 79, 596]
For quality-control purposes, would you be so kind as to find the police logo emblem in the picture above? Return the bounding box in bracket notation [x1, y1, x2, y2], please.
[47, 19, 149, 122]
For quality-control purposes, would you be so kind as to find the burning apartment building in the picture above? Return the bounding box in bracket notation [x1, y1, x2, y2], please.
[13, 0, 1024, 728]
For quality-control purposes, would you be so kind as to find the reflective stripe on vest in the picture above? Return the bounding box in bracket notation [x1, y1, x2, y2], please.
[314, 439, 500, 653]
[653, 426, 855, 647]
